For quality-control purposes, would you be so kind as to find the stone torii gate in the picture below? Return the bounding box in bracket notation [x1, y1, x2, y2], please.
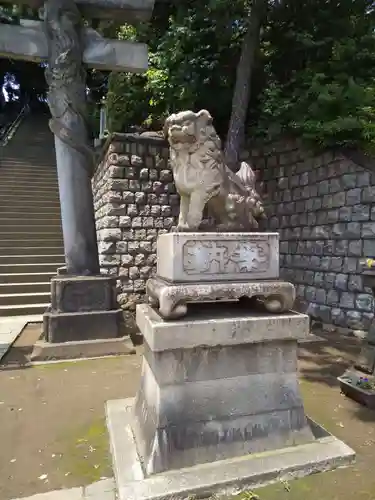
[0, 0, 154, 343]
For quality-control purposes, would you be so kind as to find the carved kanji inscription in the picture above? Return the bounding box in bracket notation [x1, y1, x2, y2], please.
[183, 240, 270, 275]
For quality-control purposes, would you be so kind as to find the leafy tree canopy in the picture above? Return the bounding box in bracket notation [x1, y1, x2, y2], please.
[2, 0, 375, 152]
[257, 0, 375, 151]
[106, 0, 375, 152]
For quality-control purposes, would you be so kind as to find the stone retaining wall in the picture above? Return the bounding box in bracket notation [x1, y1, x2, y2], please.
[92, 133, 178, 309]
[248, 140, 375, 331]
[93, 133, 375, 330]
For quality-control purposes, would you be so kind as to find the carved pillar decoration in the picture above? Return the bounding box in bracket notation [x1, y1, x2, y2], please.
[44, 0, 100, 275]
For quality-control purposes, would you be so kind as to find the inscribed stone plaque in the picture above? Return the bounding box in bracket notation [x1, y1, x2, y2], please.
[156, 232, 279, 283]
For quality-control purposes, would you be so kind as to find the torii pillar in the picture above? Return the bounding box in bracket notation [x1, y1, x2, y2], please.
[0, 0, 154, 343]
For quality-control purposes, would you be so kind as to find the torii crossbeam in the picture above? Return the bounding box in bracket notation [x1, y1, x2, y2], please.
[0, 22, 148, 72]
[0, 0, 154, 22]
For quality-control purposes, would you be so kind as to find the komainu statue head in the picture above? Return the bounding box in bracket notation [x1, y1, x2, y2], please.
[164, 109, 266, 232]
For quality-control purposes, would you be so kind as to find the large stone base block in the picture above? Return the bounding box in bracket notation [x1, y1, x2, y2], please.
[44, 309, 123, 343]
[131, 303, 315, 476]
[43, 275, 123, 343]
[106, 398, 355, 500]
[133, 359, 313, 474]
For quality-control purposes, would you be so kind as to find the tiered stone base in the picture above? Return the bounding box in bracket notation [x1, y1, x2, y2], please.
[133, 303, 313, 474]
[106, 302, 355, 500]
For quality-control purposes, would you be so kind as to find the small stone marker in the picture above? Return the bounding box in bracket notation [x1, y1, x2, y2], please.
[340, 263, 375, 401]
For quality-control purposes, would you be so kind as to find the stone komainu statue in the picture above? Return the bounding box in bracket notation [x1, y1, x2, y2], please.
[164, 109, 266, 232]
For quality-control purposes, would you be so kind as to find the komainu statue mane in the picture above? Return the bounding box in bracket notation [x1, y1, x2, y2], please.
[164, 109, 266, 232]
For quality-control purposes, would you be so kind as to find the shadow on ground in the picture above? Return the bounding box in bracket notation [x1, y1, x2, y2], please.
[240, 332, 375, 500]
[2, 331, 375, 500]
[298, 330, 361, 386]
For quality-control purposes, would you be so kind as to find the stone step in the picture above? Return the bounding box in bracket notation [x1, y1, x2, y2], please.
[0, 238, 63, 248]
[0, 211, 61, 219]
[0, 204, 60, 212]
[0, 262, 63, 274]
[0, 192, 59, 201]
[0, 200, 61, 208]
[0, 182, 58, 189]
[0, 210, 60, 216]
[0, 174, 57, 182]
[0, 226, 62, 235]
[0, 163, 56, 170]
[0, 282, 50, 294]
[0, 181, 57, 186]
[0, 175, 58, 184]
[0, 164, 56, 170]
[0, 303, 49, 317]
[0, 292, 51, 306]
[0, 254, 65, 264]
[0, 166, 57, 173]
[0, 219, 61, 227]
[0, 213, 61, 220]
[0, 183, 58, 191]
[1, 166, 57, 175]
[4, 158, 52, 164]
[0, 246, 63, 256]
[0, 234, 63, 243]
[0, 177, 58, 184]
[0, 271, 56, 283]
[0, 189, 59, 197]
[0, 199, 60, 207]
[1, 156, 55, 160]
[0, 163, 56, 169]
[0, 188, 59, 196]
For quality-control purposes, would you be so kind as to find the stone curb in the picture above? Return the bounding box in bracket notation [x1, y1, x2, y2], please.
[10, 478, 116, 500]
[0, 316, 42, 362]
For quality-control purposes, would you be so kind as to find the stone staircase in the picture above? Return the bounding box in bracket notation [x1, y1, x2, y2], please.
[0, 115, 64, 316]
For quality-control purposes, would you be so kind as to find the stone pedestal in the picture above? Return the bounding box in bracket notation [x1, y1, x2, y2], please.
[133, 303, 314, 475]
[147, 232, 294, 319]
[106, 232, 355, 499]
[43, 275, 123, 343]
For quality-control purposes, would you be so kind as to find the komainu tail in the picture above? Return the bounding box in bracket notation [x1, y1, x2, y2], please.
[236, 161, 266, 222]
[236, 161, 256, 192]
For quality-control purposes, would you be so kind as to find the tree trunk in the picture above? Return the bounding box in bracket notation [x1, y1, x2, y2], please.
[224, 0, 267, 172]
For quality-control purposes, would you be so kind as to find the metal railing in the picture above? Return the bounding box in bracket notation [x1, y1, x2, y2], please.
[0, 103, 29, 148]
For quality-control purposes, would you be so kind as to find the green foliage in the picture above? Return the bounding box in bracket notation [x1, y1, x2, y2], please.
[256, 0, 375, 151]
[106, 72, 149, 132]
[105, 1, 247, 133]
[3, 0, 375, 152]
[106, 0, 375, 152]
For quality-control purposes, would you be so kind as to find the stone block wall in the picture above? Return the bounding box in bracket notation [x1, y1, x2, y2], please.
[93, 133, 375, 330]
[92, 133, 178, 309]
[248, 139, 375, 330]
